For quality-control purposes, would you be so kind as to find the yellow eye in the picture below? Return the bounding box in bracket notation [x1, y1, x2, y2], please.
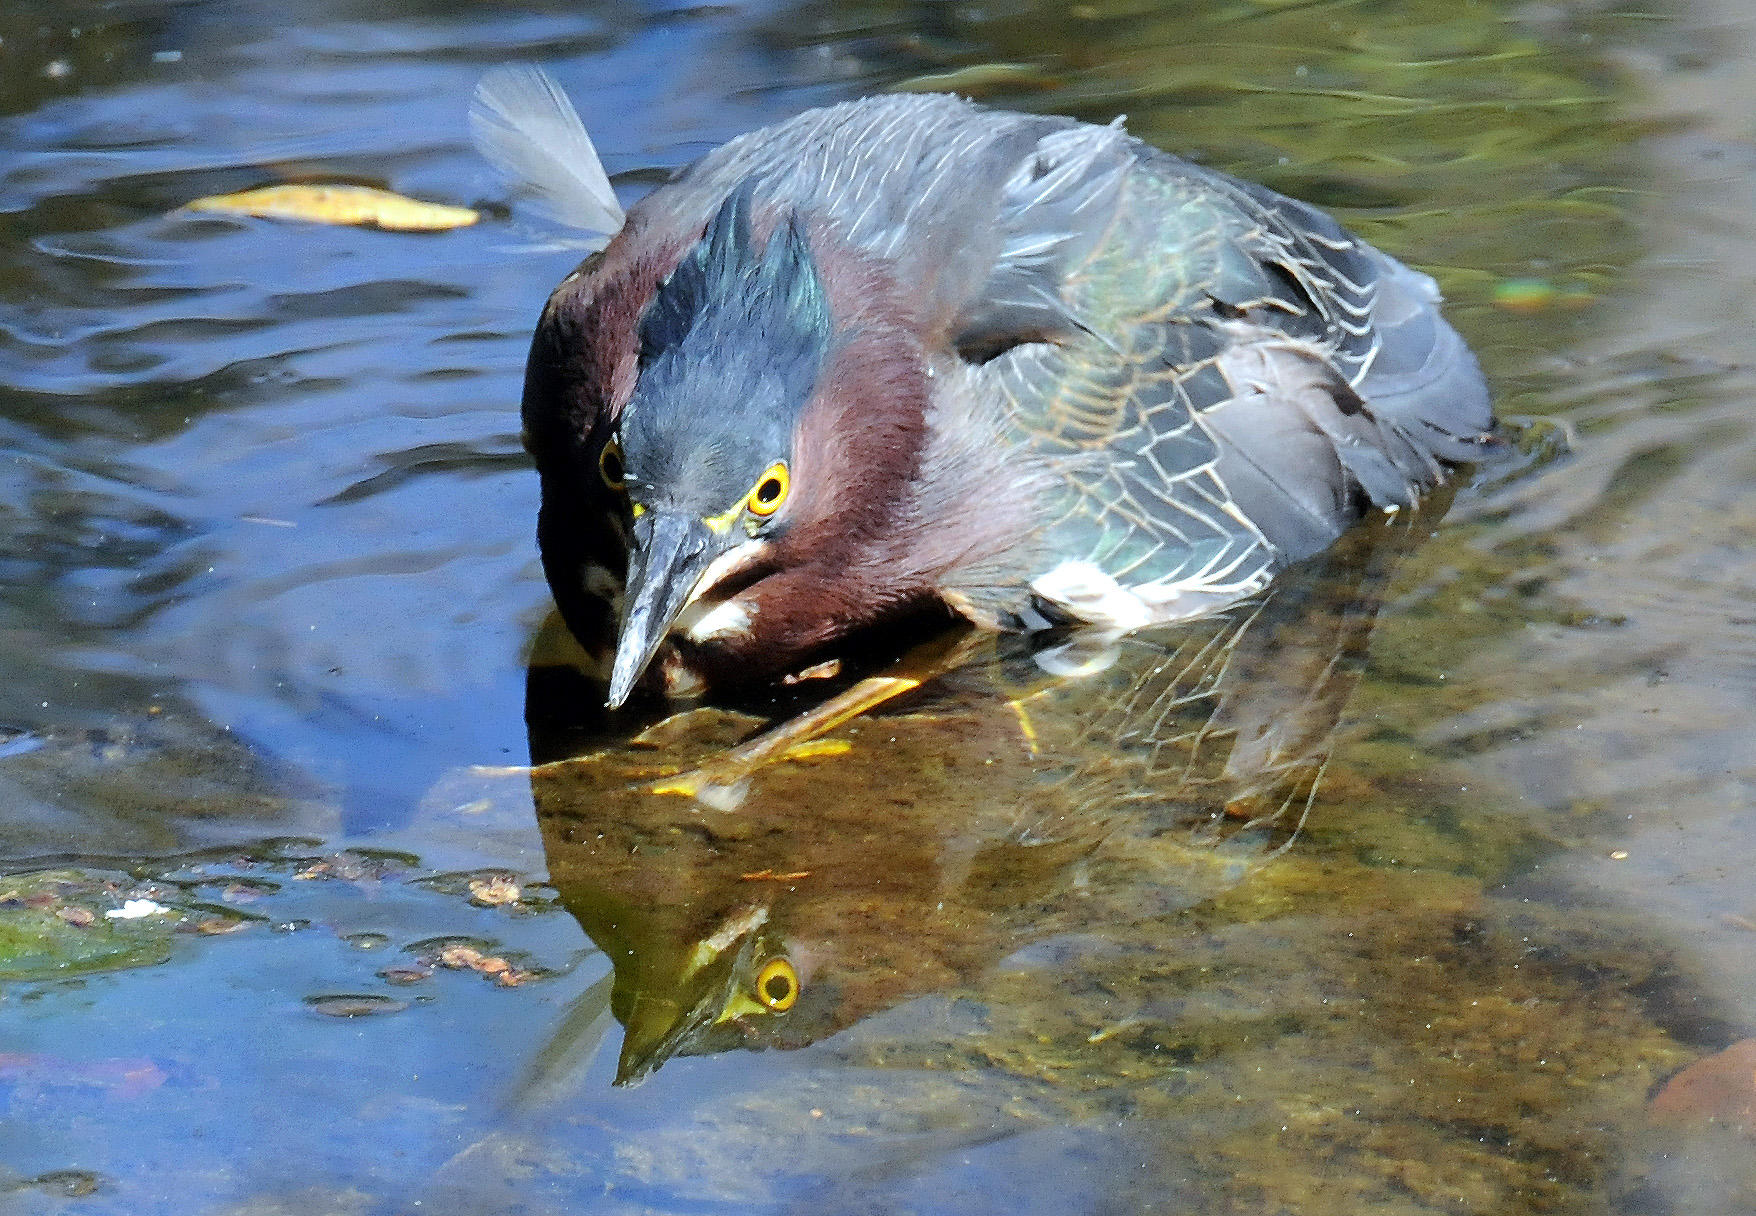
[746, 462, 789, 517]
[599, 438, 625, 491]
[753, 956, 799, 1011]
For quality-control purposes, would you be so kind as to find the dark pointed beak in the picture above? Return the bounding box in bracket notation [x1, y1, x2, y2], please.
[607, 510, 721, 708]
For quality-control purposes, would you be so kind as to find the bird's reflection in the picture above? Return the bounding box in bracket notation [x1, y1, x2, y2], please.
[524, 508, 1432, 1086]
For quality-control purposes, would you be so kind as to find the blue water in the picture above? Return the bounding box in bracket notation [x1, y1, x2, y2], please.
[4, 0, 1756, 1212]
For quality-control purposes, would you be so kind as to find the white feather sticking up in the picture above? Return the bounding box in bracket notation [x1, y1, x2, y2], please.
[470, 65, 626, 245]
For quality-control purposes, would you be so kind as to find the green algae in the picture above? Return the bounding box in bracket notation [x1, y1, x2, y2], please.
[799, 845, 1698, 1214]
[0, 870, 176, 979]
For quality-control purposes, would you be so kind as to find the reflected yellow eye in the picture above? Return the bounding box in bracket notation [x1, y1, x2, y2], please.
[753, 956, 799, 1011]
[599, 438, 626, 491]
[746, 462, 789, 517]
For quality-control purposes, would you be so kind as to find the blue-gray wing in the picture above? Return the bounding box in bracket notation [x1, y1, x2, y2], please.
[951, 126, 1491, 622]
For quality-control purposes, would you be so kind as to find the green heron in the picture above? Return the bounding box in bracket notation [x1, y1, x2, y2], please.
[476, 69, 1492, 709]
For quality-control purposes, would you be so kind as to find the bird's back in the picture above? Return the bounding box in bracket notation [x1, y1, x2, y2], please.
[635, 94, 1489, 626]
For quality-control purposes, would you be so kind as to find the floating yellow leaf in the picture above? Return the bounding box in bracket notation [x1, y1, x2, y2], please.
[180, 184, 479, 231]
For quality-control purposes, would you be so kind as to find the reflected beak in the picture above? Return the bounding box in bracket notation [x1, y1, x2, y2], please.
[607, 510, 724, 709]
[612, 904, 773, 1087]
[613, 932, 755, 1087]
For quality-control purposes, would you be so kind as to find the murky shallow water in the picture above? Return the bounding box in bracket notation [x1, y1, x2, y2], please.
[4, 0, 1756, 1212]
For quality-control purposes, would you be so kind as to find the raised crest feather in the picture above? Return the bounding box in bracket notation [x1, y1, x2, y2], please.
[470, 65, 626, 243]
[621, 185, 833, 495]
[638, 185, 829, 369]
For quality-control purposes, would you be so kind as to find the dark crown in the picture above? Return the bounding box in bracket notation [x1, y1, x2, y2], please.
[638, 183, 830, 372]
[620, 183, 834, 502]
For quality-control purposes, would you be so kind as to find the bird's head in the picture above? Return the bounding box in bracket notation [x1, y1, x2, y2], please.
[602, 186, 832, 707]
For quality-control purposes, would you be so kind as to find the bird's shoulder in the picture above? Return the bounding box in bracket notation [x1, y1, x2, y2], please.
[599, 95, 1391, 363]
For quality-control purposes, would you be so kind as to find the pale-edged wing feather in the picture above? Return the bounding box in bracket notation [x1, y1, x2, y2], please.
[970, 132, 1490, 605]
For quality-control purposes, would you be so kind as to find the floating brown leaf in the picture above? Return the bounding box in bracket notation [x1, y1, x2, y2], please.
[467, 874, 521, 906]
[1649, 1039, 1756, 1132]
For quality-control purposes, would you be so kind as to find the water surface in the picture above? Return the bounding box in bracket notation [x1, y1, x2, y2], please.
[3, 0, 1755, 1212]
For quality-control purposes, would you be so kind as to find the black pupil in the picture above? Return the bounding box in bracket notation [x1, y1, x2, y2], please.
[764, 974, 791, 1003]
[602, 447, 623, 483]
[757, 478, 780, 504]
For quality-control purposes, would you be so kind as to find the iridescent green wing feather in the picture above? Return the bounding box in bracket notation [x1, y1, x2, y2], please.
[966, 134, 1488, 612]
[976, 166, 1287, 603]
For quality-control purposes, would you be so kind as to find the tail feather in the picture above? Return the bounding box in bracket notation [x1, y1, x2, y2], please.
[1356, 255, 1494, 468]
[1205, 293, 1491, 564]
